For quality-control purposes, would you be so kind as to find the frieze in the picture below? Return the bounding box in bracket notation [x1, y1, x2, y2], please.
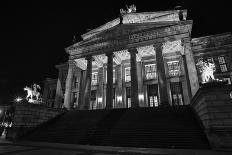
[191, 34, 232, 50]
[68, 23, 191, 55]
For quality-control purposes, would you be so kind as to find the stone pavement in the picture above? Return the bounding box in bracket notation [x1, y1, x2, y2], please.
[0, 139, 231, 155]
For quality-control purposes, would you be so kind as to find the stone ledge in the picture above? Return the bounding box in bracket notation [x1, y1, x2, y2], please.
[6, 102, 65, 140]
[191, 82, 232, 149]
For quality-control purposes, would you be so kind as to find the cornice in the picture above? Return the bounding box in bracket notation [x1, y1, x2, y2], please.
[68, 21, 192, 58]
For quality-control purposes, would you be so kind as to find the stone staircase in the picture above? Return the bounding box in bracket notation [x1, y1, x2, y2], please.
[22, 105, 210, 149]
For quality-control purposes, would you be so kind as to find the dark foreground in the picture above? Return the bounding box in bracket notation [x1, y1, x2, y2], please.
[0, 139, 231, 155]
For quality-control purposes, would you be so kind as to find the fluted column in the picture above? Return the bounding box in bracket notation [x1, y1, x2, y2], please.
[63, 61, 74, 110]
[129, 48, 139, 108]
[154, 43, 169, 106]
[83, 56, 92, 110]
[106, 52, 113, 109]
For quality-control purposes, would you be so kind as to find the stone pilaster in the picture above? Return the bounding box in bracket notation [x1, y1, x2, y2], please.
[63, 61, 74, 110]
[78, 70, 86, 109]
[129, 48, 139, 108]
[154, 43, 169, 106]
[83, 56, 92, 110]
[106, 52, 113, 109]
[54, 73, 63, 108]
[183, 38, 199, 97]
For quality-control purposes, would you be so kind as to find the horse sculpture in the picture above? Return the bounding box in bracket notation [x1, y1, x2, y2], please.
[24, 86, 41, 102]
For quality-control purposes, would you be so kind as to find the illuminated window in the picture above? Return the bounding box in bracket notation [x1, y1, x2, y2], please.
[113, 70, 115, 83]
[126, 87, 131, 108]
[170, 82, 184, 106]
[125, 67, 131, 82]
[218, 56, 227, 72]
[167, 61, 180, 77]
[105, 70, 116, 83]
[92, 72, 98, 85]
[145, 64, 157, 80]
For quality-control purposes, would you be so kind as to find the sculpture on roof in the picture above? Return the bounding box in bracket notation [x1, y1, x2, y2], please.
[196, 59, 216, 83]
[120, 4, 136, 15]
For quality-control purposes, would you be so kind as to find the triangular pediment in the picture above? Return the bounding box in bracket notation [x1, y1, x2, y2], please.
[81, 10, 187, 40]
[75, 21, 182, 48]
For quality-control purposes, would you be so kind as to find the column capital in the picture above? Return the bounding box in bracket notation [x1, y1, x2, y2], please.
[153, 43, 163, 50]
[105, 52, 113, 57]
[128, 47, 138, 53]
[85, 55, 93, 61]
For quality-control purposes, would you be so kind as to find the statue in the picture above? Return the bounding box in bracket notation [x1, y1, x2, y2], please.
[196, 59, 216, 83]
[24, 84, 42, 104]
[120, 4, 136, 15]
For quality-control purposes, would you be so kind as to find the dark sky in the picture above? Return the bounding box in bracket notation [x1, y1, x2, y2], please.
[0, 1, 231, 103]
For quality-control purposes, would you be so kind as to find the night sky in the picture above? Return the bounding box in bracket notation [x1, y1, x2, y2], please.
[0, 1, 231, 104]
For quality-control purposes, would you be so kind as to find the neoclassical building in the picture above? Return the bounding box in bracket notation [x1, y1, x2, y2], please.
[44, 8, 232, 110]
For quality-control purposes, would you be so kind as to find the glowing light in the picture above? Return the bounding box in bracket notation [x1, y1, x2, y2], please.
[139, 94, 144, 101]
[15, 97, 23, 103]
[98, 97, 102, 103]
[117, 96, 122, 102]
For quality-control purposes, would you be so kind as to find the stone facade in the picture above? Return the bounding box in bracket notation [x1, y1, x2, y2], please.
[6, 102, 65, 140]
[42, 78, 57, 108]
[43, 9, 232, 111]
[192, 82, 232, 149]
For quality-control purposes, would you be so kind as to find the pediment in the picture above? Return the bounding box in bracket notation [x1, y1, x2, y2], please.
[81, 10, 187, 40]
[76, 21, 180, 47]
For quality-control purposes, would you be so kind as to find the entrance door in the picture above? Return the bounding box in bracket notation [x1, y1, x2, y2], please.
[170, 82, 184, 106]
[126, 87, 131, 108]
[90, 90, 97, 109]
[147, 84, 159, 107]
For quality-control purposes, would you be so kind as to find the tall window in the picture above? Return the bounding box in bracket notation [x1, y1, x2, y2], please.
[113, 70, 116, 83]
[170, 82, 184, 106]
[92, 72, 98, 85]
[126, 87, 131, 108]
[125, 67, 131, 82]
[105, 69, 116, 83]
[218, 56, 227, 72]
[167, 61, 181, 77]
[145, 64, 157, 80]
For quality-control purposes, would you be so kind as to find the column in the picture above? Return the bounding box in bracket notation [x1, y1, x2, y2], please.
[83, 56, 92, 110]
[63, 61, 74, 110]
[78, 70, 86, 109]
[183, 38, 199, 96]
[129, 48, 139, 108]
[154, 43, 169, 106]
[106, 52, 113, 109]
[54, 73, 62, 108]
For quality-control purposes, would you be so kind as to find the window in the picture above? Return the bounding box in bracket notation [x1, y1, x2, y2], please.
[145, 64, 157, 80]
[126, 87, 131, 108]
[113, 70, 116, 83]
[125, 67, 131, 82]
[218, 56, 227, 72]
[105, 69, 116, 83]
[147, 84, 159, 107]
[170, 82, 184, 106]
[167, 61, 180, 77]
[92, 72, 98, 85]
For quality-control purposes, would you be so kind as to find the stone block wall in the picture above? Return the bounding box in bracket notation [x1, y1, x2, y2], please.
[6, 102, 65, 140]
[192, 82, 232, 149]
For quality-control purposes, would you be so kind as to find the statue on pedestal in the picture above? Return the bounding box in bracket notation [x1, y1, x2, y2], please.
[24, 84, 42, 104]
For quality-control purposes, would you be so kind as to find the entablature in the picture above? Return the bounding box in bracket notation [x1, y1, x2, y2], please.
[67, 21, 192, 59]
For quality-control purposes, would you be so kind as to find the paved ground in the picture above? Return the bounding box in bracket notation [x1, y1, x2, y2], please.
[0, 139, 231, 155]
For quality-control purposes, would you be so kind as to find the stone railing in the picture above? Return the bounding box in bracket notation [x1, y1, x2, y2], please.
[191, 82, 232, 149]
[6, 102, 66, 140]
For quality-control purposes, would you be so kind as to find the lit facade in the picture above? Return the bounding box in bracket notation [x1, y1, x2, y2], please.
[46, 9, 232, 110]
